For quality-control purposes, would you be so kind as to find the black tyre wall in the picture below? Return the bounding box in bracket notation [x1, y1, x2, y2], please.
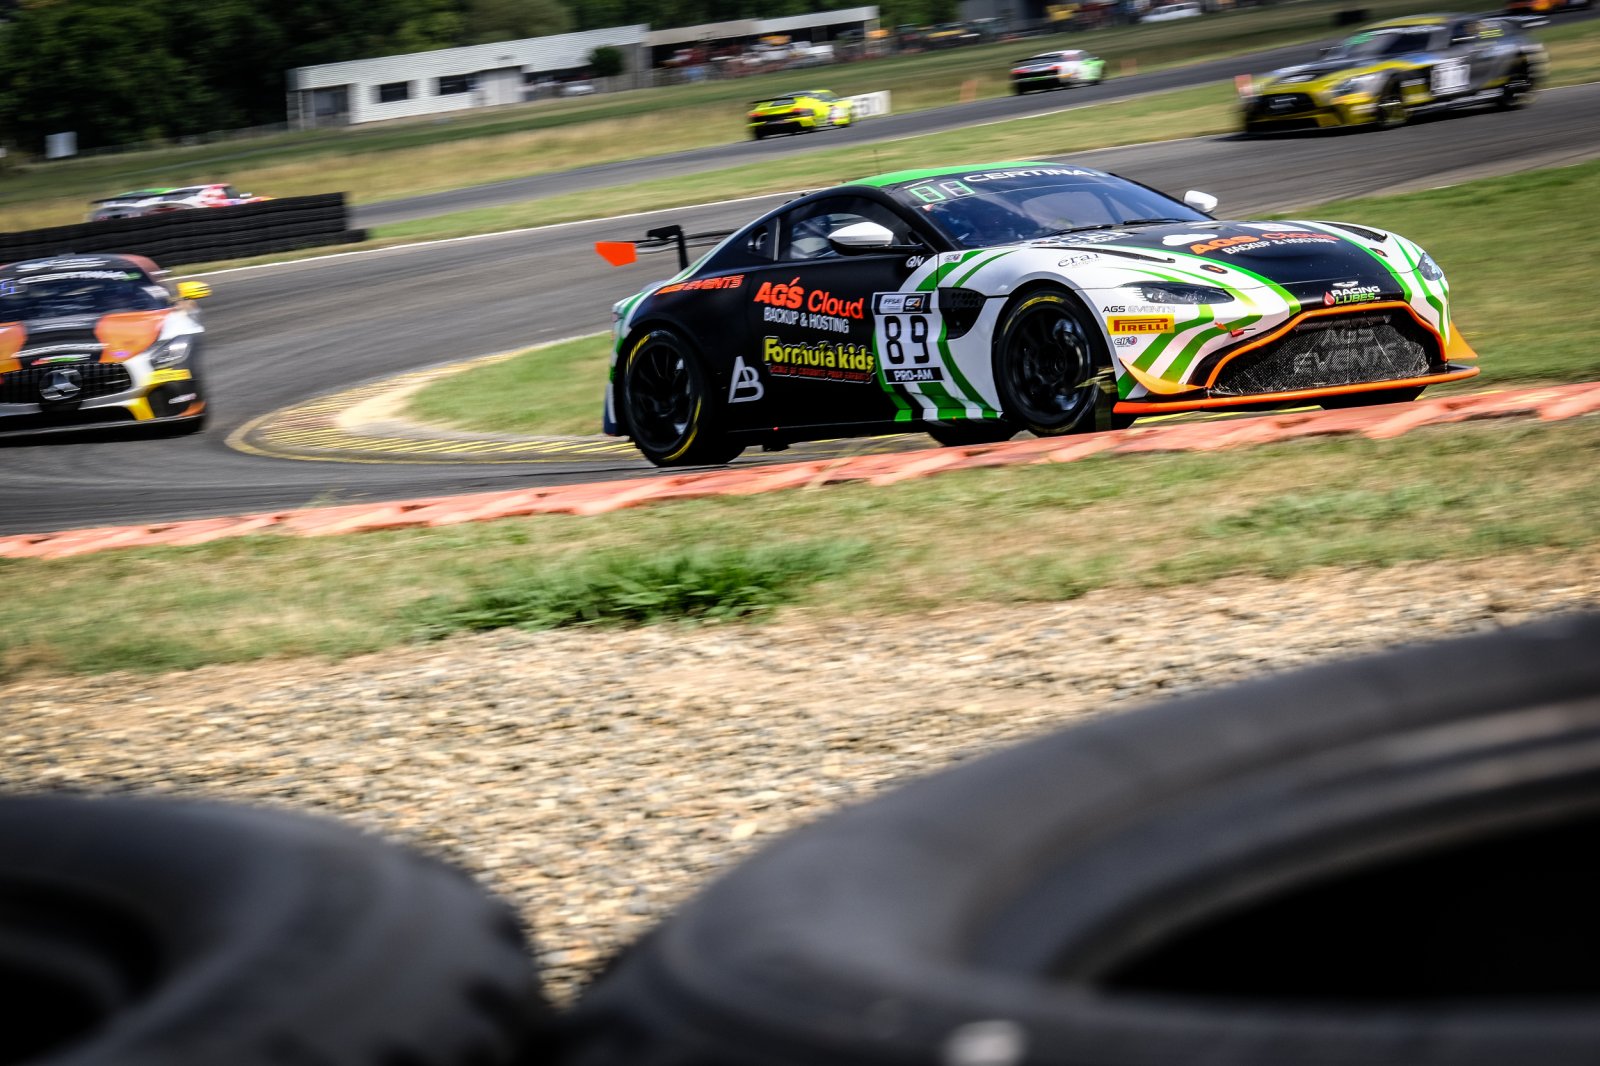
[0, 797, 551, 1066]
[563, 614, 1600, 1066]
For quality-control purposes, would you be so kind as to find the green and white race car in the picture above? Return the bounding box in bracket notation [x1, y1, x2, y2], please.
[1010, 49, 1107, 93]
[747, 90, 854, 139]
[596, 162, 1478, 466]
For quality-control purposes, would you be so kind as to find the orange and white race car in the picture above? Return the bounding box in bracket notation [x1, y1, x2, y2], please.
[0, 254, 212, 436]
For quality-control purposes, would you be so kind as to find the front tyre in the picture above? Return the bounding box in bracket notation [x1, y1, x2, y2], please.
[992, 289, 1104, 437]
[622, 329, 743, 467]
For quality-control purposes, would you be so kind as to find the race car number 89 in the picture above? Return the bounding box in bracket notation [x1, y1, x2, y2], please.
[883, 314, 931, 364]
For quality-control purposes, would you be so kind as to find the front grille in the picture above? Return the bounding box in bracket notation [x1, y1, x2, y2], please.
[1256, 92, 1314, 115]
[1213, 313, 1434, 397]
[0, 363, 133, 404]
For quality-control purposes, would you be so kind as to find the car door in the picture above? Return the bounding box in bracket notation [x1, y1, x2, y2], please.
[1428, 23, 1475, 101]
[737, 194, 932, 433]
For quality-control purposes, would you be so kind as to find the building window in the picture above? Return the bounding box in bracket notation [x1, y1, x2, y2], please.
[437, 74, 475, 95]
[374, 81, 411, 104]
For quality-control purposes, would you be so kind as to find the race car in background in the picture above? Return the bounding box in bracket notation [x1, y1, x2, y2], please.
[88, 184, 269, 221]
[748, 90, 854, 139]
[1011, 49, 1107, 93]
[594, 162, 1477, 466]
[1241, 14, 1547, 133]
[0, 254, 211, 436]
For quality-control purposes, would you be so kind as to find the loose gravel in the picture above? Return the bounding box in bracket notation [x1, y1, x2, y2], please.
[4, 550, 1598, 1002]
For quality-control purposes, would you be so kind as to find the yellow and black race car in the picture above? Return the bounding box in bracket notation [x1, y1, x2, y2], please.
[1242, 14, 1548, 133]
[747, 90, 854, 140]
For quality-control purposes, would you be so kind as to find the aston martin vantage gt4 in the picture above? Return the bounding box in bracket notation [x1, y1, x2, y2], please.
[599, 163, 1477, 466]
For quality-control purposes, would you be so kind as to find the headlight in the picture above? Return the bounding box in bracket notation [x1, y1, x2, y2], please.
[1123, 282, 1232, 305]
[1417, 251, 1445, 282]
[149, 336, 193, 368]
[1331, 72, 1383, 97]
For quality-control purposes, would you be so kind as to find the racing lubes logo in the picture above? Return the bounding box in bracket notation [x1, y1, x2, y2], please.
[728, 356, 765, 403]
[1323, 282, 1381, 306]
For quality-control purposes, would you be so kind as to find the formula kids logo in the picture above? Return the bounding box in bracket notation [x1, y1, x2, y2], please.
[762, 336, 876, 383]
[752, 278, 866, 319]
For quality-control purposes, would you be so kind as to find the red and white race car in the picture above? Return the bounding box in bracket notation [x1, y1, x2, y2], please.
[88, 184, 270, 222]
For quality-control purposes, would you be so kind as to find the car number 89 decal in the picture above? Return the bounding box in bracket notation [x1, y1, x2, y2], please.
[873, 293, 947, 384]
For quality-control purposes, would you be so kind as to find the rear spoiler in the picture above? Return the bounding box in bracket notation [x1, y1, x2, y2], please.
[595, 224, 734, 271]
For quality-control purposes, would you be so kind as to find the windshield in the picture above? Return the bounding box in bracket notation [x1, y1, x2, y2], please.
[886, 167, 1208, 248]
[1327, 27, 1439, 59]
[0, 267, 168, 321]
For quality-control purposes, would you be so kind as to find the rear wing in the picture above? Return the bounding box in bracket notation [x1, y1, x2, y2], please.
[595, 224, 734, 272]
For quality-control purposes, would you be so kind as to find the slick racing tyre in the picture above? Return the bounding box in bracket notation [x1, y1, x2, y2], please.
[621, 329, 744, 467]
[562, 613, 1600, 1066]
[991, 288, 1105, 437]
[0, 796, 551, 1066]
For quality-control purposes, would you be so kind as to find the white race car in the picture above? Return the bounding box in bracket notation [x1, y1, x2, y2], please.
[596, 162, 1478, 466]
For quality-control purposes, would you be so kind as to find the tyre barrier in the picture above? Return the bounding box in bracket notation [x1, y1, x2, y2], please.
[5, 615, 1599, 1064]
[0, 194, 365, 268]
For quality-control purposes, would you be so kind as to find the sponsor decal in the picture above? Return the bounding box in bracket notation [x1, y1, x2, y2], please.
[752, 279, 865, 319]
[762, 336, 876, 383]
[728, 355, 765, 402]
[1323, 284, 1381, 306]
[963, 167, 1100, 182]
[885, 366, 944, 383]
[657, 273, 744, 295]
[31, 354, 90, 365]
[1108, 315, 1175, 334]
[1113, 335, 1139, 348]
[872, 292, 932, 315]
[1058, 231, 1126, 245]
[1201, 264, 1228, 274]
[1100, 304, 1173, 315]
[18, 258, 109, 271]
[1189, 231, 1338, 255]
[1162, 233, 1215, 245]
[148, 368, 192, 385]
[905, 256, 928, 268]
[1057, 254, 1101, 267]
[0, 281, 17, 296]
[168, 393, 198, 405]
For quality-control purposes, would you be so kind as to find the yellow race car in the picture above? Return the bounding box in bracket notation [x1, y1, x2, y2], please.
[747, 90, 854, 140]
[1242, 14, 1547, 133]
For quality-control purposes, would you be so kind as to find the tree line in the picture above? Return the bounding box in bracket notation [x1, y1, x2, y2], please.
[0, 0, 956, 152]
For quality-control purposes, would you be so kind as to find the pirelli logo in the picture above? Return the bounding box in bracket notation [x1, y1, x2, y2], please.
[1108, 315, 1175, 334]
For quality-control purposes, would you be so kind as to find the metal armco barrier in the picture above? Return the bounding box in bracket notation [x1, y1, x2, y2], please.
[0, 194, 365, 268]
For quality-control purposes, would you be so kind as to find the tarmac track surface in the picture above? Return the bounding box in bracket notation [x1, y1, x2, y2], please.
[4, 81, 1600, 536]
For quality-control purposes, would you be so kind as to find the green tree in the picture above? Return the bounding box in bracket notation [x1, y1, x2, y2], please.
[588, 44, 625, 76]
[462, 0, 573, 45]
[0, 0, 201, 151]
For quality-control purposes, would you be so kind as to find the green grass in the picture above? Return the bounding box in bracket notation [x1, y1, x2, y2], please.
[406, 157, 1600, 437]
[5, 414, 1599, 680]
[7, 0, 1586, 232]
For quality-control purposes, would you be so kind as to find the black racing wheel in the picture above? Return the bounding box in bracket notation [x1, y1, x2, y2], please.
[621, 328, 743, 467]
[991, 288, 1105, 436]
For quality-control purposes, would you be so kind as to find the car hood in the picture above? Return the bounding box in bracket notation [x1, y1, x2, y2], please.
[1036, 219, 1409, 299]
[1257, 57, 1414, 91]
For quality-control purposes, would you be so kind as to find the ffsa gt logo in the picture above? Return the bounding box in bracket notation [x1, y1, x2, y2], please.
[39, 367, 83, 402]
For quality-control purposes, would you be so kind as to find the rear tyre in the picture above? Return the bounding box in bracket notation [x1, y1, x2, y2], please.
[622, 328, 743, 467]
[991, 288, 1104, 437]
[1320, 385, 1425, 409]
[1376, 79, 1408, 129]
[1497, 63, 1535, 109]
[0, 796, 550, 1066]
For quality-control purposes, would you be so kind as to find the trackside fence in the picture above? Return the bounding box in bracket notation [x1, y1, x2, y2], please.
[0, 195, 365, 268]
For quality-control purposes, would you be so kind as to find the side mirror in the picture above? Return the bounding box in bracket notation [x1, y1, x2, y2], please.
[177, 280, 212, 301]
[1184, 190, 1219, 215]
[827, 220, 923, 256]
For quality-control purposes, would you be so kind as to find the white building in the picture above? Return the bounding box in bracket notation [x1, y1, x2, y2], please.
[286, 26, 650, 128]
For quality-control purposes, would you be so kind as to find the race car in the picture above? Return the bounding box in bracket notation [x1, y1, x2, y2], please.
[595, 163, 1478, 466]
[748, 90, 853, 139]
[1011, 49, 1107, 93]
[1505, 0, 1590, 15]
[88, 184, 269, 222]
[0, 254, 211, 436]
[1242, 14, 1547, 132]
